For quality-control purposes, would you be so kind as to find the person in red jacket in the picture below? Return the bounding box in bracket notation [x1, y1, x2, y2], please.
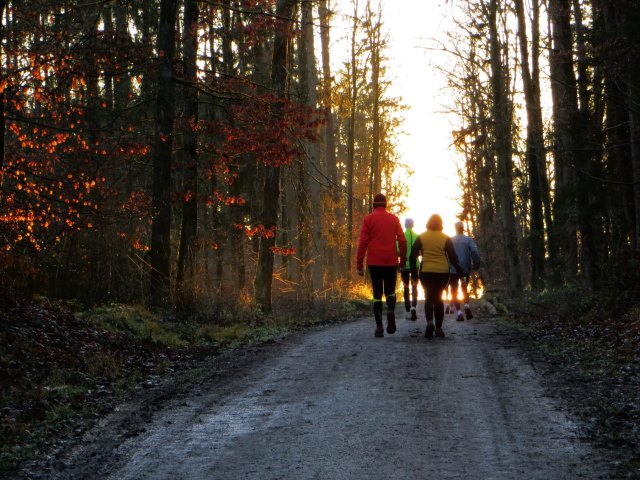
[356, 193, 407, 337]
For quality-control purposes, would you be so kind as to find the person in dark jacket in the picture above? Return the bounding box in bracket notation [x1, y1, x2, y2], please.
[449, 221, 481, 320]
[356, 193, 407, 337]
[410, 214, 464, 339]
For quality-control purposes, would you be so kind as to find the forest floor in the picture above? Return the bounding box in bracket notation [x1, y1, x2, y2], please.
[1, 293, 639, 479]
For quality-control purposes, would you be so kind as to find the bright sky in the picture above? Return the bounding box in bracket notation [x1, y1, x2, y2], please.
[332, 0, 461, 235]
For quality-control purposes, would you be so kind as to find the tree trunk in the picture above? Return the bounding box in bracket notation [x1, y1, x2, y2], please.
[548, 0, 578, 281]
[593, 0, 638, 255]
[114, 2, 131, 112]
[176, 0, 200, 309]
[0, 0, 6, 179]
[101, 4, 114, 111]
[487, 0, 522, 294]
[367, 2, 382, 198]
[222, 0, 248, 293]
[254, 0, 297, 312]
[514, 0, 545, 288]
[141, 2, 154, 103]
[301, 0, 324, 294]
[150, 0, 178, 308]
[549, 0, 598, 288]
[318, 0, 339, 281]
[345, 0, 358, 275]
[631, 62, 640, 251]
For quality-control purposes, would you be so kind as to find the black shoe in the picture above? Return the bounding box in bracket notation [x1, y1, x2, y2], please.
[464, 305, 473, 320]
[435, 327, 445, 338]
[374, 327, 384, 337]
[425, 322, 434, 339]
[444, 305, 450, 314]
[410, 308, 417, 321]
[386, 312, 396, 334]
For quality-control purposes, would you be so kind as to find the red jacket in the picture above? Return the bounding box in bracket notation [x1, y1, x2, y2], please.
[356, 207, 406, 270]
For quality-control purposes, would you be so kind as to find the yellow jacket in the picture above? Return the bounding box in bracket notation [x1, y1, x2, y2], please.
[410, 230, 463, 275]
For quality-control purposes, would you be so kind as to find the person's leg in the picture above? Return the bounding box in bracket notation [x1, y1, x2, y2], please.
[422, 273, 437, 338]
[401, 270, 411, 318]
[420, 273, 433, 321]
[450, 274, 464, 321]
[410, 271, 419, 319]
[463, 273, 473, 319]
[433, 273, 450, 333]
[450, 274, 460, 310]
[368, 266, 384, 336]
[382, 266, 397, 333]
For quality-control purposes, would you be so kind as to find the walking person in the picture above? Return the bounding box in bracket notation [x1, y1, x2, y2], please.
[356, 193, 406, 337]
[410, 214, 464, 339]
[449, 221, 481, 321]
[400, 218, 419, 321]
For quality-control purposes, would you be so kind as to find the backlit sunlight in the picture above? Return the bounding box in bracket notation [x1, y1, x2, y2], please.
[333, 1, 462, 235]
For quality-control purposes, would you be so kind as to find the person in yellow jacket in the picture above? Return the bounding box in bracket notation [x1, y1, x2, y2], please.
[410, 214, 465, 339]
[400, 218, 419, 321]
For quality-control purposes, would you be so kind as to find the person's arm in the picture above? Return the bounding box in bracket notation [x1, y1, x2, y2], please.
[396, 220, 407, 268]
[445, 238, 464, 277]
[356, 218, 370, 274]
[409, 236, 422, 278]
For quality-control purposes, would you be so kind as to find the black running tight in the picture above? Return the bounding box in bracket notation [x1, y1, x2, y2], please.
[368, 265, 398, 322]
[419, 272, 450, 328]
[401, 270, 419, 311]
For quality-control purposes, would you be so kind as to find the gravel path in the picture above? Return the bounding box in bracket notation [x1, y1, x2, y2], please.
[43, 305, 612, 479]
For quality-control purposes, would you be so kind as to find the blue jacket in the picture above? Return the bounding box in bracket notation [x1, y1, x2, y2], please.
[449, 234, 481, 274]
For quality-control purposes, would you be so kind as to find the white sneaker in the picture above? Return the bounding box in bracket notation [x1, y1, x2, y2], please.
[405, 311, 412, 320]
[456, 310, 464, 321]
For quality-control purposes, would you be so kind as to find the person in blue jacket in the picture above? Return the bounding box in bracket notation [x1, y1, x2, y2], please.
[449, 221, 481, 320]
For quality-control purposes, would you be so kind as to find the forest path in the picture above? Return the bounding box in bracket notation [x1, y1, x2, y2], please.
[49, 303, 611, 479]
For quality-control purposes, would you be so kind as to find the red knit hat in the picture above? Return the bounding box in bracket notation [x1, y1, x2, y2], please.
[373, 193, 387, 207]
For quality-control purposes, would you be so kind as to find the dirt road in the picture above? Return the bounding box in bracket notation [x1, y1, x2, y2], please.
[42, 305, 612, 479]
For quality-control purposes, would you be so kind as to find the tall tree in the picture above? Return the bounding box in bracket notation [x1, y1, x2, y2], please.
[318, 0, 339, 281]
[0, 0, 6, 177]
[514, 0, 546, 288]
[486, 0, 522, 293]
[365, 0, 383, 200]
[549, 0, 597, 288]
[176, 0, 200, 308]
[254, 0, 297, 312]
[345, 0, 359, 275]
[300, 0, 324, 294]
[150, 0, 178, 308]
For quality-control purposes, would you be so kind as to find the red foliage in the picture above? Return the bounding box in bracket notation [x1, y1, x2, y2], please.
[0, 1, 326, 301]
[270, 246, 296, 256]
[244, 224, 277, 239]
